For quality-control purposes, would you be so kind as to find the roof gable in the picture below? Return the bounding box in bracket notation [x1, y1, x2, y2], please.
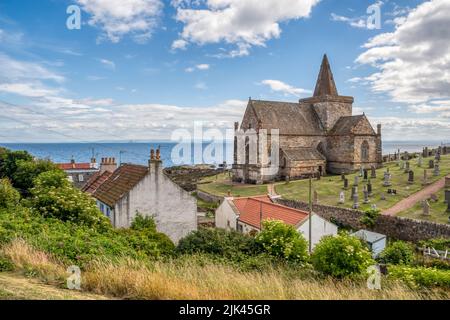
[329, 115, 376, 135]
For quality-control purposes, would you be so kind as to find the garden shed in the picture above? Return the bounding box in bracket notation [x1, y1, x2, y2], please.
[351, 229, 387, 258]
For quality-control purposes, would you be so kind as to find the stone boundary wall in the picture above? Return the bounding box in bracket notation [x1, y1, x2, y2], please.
[276, 199, 450, 242]
[196, 190, 223, 204]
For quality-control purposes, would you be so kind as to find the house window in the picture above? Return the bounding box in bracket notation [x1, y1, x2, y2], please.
[67, 176, 73, 182]
[100, 203, 104, 213]
[106, 207, 110, 217]
[78, 174, 84, 182]
[237, 224, 243, 233]
[361, 141, 369, 161]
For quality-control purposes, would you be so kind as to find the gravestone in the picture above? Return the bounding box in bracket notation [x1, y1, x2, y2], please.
[344, 178, 349, 190]
[363, 186, 370, 204]
[354, 176, 359, 186]
[352, 193, 359, 209]
[434, 163, 440, 176]
[430, 193, 438, 202]
[351, 186, 358, 200]
[383, 171, 392, 187]
[404, 152, 409, 161]
[339, 191, 345, 204]
[400, 160, 405, 170]
[404, 161, 410, 173]
[445, 177, 450, 190]
[429, 160, 435, 169]
[422, 200, 430, 216]
[359, 167, 364, 177]
[417, 155, 423, 167]
[443, 146, 448, 155]
[423, 147, 429, 158]
[423, 169, 429, 185]
[313, 190, 319, 205]
[341, 173, 345, 181]
[371, 204, 377, 210]
[435, 151, 441, 161]
[444, 190, 450, 204]
[408, 170, 414, 184]
[367, 180, 373, 196]
[363, 169, 368, 181]
[447, 200, 450, 213]
[371, 166, 376, 179]
[380, 193, 386, 201]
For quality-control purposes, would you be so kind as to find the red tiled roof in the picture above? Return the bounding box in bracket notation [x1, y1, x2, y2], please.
[233, 197, 309, 229]
[82, 170, 113, 194]
[92, 164, 149, 207]
[57, 163, 95, 170]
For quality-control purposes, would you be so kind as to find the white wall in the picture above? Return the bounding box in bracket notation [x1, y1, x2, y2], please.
[298, 214, 338, 249]
[113, 162, 197, 244]
[215, 199, 238, 231]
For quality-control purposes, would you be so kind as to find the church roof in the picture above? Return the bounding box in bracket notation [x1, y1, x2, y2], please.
[314, 54, 338, 97]
[281, 147, 326, 161]
[248, 100, 324, 135]
[329, 115, 375, 135]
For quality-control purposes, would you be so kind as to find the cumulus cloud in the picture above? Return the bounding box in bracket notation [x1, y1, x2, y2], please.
[356, 0, 450, 109]
[185, 63, 210, 72]
[172, 0, 320, 57]
[261, 79, 310, 97]
[76, 0, 163, 43]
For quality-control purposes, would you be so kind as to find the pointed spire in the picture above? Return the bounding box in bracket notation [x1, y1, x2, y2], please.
[313, 54, 338, 97]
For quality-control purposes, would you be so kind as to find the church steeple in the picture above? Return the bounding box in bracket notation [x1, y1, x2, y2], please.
[313, 54, 338, 97]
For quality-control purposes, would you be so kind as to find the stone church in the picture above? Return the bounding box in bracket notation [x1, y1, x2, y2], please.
[233, 55, 382, 184]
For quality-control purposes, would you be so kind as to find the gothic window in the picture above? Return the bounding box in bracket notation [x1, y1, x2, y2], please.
[361, 141, 369, 161]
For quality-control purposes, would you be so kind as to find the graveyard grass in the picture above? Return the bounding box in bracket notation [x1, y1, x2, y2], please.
[198, 154, 450, 223]
[398, 192, 449, 224]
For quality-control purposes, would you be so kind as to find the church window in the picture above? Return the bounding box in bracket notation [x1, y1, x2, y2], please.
[361, 141, 369, 161]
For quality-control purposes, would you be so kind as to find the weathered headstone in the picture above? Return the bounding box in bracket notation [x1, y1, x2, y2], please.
[423, 169, 429, 185]
[313, 190, 319, 205]
[434, 163, 440, 176]
[417, 155, 423, 167]
[351, 186, 358, 200]
[363, 186, 370, 204]
[408, 170, 414, 184]
[367, 180, 373, 196]
[339, 191, 345, 204]
[445, 177, 450, 190]
[344, 178, 349, 190]
[371, 166, 376, 179]
[443, 146, 448, 155]
[380, 193, 386, 201]
[435, 151, 441, 161]
[354, 175, 359, 186]
[352, 193, 359, 209]
[341, 173, 345, 181]
[422, 200, 430, 216]
[404, 151, 409, 161]
[444, 190, 450, 204]
[363, 169, 368, 181]
[423, 147, 429, 158]
[404, 161, 410, 173]
[383, 171, 392, 187]
[429, 159, 434, 169]
[359, 167, 364, 177]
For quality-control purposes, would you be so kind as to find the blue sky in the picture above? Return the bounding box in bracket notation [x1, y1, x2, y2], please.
[0, 0, 449, 142]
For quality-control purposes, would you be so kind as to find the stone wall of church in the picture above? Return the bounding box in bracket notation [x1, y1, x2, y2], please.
[309, 101, 352, 131]
[353, 136, 381, 167]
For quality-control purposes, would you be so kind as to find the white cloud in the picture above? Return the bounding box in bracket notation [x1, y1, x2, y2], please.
[330, 13, 367, 29]
[0, 83, 59, 98]
[185, 63, 210, 72]
[99, 58, 116, 70]
[195, 82, 208, 90]
[172, 0, 320, 57]
[76, 0, 163, 43]
[356, 0, 450, 120]
[261, 79, 310, 97]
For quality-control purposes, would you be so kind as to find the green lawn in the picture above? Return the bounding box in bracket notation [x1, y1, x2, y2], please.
[197, 155, 450, 221]
[197, 172, 268, 197]
[397, 191, 450, 224]
[275, 154, 450, 213]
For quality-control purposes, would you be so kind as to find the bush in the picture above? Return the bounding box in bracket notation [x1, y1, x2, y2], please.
[360, 208, 380, 228]
[256, 220, 308, 263]
[419, 238, 450, 251]
[29, 170, 110, 229]
[0, 150, 32, 180]
[177, 227, 260, 258]
[0, 179, 20, 209]
[379, 241, 415, 265]
[12, 159, 59, 196]
[311, 233, 374, 278]
[389, 265, 450, 288]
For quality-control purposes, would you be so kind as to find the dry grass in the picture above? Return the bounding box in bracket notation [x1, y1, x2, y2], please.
[1, 239, 449, 300]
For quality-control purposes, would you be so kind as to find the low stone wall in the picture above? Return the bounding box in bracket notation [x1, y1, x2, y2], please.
[276, 199, 450, 242]
[196, 189, 223, 204]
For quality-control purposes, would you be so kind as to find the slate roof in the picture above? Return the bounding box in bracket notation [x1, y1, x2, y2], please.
[314, 54, 339, 97]
[92, 164, 149, 207]
[232, 197, 309, 229]
[281, 147, 326, 161]
[82, 170, 113, 194]
[329, 115, 367, 135]
[249, 100, 324, 135]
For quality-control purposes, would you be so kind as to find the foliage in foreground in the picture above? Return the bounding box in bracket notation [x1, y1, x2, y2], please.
[0, 179, 20, 209]
[311, 233, 374, 278]
[379, 241, 415, 265]
[256, 220, 309, 263]
[388, 265, 450, 288]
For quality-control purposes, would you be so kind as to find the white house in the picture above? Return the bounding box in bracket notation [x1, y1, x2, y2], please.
[91, 149, 197, 243]
[215, 195, 338, 249]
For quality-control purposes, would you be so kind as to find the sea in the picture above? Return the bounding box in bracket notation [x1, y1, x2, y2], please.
[1, 140, 449, 168]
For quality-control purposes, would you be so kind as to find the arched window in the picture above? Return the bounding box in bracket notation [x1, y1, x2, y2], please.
[361, 141, 369, 161]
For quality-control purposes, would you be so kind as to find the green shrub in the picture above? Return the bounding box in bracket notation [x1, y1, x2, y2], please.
[256, 220, 308, 263]
[177, 227, 260, 258]
[311, 233, 374, 278]
[360, 208, 380, 228]
[419, 238, 450, 251]
[0, 150, 32, 180]
[0, 256, 14, 271]
[379, 241, 415, 265]
[12, 159, 59, 196]
[389, 265, 450, 288]
[0, 179, 20, 209]
[29, 170, 110, 229]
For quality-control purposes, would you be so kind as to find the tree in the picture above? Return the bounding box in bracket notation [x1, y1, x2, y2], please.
[30, 170, 110, 229]
[0, 178, 20, 209]
[311, 233, 374, 278]
[360, 208, 380, 228]
[12, 159, 59, 196]
[255, 220, 308, 262]
[0, 150, 32, 180]
[379, 241, 415, 265]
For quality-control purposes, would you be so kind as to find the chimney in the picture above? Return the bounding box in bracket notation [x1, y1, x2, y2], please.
[377, 124, 382, 136]
[100, 157, 117, 174]
[90, 157, 97, 169]
[148, 147, 163, 174]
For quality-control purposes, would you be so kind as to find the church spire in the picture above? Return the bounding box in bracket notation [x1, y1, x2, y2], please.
[313, 54, 338, 97]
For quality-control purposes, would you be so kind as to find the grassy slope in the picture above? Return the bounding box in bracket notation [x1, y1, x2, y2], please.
[198, 172, 268, 197]
[397, 192, 449, 224]
[0, 272, 109, 300]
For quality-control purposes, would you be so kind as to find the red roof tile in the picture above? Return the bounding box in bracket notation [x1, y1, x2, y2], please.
[233, 197, 309, 229]
[57, 163, 95, 170]
[82, 170, 113, 194]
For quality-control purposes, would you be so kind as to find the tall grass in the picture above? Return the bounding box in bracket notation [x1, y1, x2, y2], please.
[1, 239, 448, 300]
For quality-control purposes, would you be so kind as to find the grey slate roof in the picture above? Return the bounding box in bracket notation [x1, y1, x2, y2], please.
[282, 147, 326, 161]
[249, 100, 324, 135]
[352, 229, 386, 244]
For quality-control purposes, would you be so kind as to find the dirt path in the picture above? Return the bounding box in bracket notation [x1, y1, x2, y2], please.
[383, 174, 449, 216]
[0, 272, 110, 300]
